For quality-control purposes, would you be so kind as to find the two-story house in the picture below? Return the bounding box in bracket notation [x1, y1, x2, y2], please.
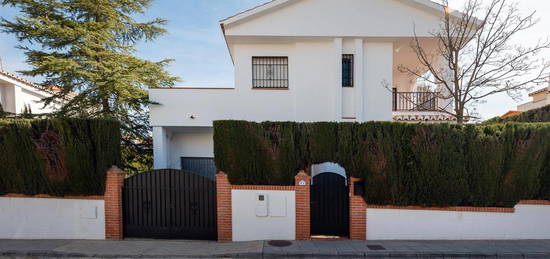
[149, 0, 460, 171]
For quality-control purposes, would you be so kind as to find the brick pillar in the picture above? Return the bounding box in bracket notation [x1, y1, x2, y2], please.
[295, 171, 311, 240]
[104, 165, 125, 240]
[216, 172, 232, 242]
[349, 177, 367, 240]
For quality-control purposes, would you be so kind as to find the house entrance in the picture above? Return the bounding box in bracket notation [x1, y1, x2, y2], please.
[310, 172, 349, 237]
[122, 169, 217, 240]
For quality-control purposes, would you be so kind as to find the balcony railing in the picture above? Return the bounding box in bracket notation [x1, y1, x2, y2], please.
[393, 91, 438, 112]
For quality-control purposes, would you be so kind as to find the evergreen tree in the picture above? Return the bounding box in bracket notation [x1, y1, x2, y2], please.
[1, 0, 178, 172]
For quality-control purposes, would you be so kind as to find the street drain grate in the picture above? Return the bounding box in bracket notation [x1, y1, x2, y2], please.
[367, 245, 386, 250]
[268, 240, 293, 247]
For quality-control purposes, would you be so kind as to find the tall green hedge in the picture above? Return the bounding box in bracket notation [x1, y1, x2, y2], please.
[486, 105, 550, 123]
[214, 120, 550, 207]
[0, 118, 121, 196]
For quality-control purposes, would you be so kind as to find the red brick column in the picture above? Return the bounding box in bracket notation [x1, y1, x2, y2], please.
[216, 172, 232, 242]
[104, 165, 126, 240]
[295, 171, 311, 240]
[349, 177, 367, 240]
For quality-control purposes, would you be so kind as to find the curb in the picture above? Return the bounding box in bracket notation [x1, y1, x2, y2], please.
[3, 250, 550, 258]
[0, 251, 264, 258]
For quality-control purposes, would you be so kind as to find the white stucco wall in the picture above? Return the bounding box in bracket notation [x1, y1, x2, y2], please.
[232, 190, 295, 242]
[0, 74, 56, 115]
[168, 128, 214, 169]
[364, 41, 394, 121]
[223, 0, 444, 38]
[150, 38, 395, 127]
[0, 197, 105, 239]
[366, 204, 550, 240]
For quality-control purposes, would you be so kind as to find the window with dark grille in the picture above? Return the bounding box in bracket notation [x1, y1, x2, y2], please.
[342, 54, 354, 87]
[252, 57, 289, 88]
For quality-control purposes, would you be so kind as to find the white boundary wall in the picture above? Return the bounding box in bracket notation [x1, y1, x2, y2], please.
[0, 197, 105, 239]
[367, 204, 550, 240]
[232, 190, 295, 242]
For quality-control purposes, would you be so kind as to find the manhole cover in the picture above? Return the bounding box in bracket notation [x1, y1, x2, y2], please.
[268, 240, 293, 247]
[367, 245, 386, 250]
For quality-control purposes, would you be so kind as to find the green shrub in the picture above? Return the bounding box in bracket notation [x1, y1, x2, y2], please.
[486, 105, 550, 123]
[214, 121, 550, 207]
[0, 118, 121, 196]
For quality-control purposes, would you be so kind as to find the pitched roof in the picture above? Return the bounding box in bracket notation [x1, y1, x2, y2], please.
[220, 0, 452, 26]
[501, 110, 522, 118]
[0, 69, 76, 98]
[528, 87, 549, 96]
[0, 69, 43, 90]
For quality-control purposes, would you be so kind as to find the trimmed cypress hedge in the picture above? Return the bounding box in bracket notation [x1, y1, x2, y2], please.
[214, 120, 550, 207]
[0, 118, 121, 196]
[486, 105, 550, 123]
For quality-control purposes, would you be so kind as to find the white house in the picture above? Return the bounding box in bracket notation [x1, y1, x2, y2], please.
[149, 0, 459, 171]
[0, 69, 57, 115]
[517, 83, 550, 112]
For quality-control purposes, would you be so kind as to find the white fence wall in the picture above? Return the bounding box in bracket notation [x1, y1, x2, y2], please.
[0, 197, 105, 239]
[367, 204, 550, 240]
[232, 190, 295, 242]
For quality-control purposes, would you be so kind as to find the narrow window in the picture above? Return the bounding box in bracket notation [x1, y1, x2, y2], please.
[252, 57, 289, 89]
[342, 54, 354, 87]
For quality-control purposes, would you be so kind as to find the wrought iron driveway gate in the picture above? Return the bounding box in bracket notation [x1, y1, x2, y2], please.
[123, 169, 217, 240]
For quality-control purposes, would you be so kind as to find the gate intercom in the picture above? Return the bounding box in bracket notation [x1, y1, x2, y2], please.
[255, 193, 268, 217]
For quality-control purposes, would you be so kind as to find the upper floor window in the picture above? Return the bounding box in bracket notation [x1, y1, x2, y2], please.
[342, 54, 354, 87]
[252, 57, 289, 89]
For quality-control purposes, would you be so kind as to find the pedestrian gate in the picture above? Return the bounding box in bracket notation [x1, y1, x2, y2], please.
[310, 173, 349, 236]
[123, 169, 217, 240]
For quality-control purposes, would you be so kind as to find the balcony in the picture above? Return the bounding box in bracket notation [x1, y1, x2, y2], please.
[392, 91, 438, 112]
[391, 91, 459, 122]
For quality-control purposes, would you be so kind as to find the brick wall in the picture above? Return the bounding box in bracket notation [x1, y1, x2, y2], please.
[349, 177, 367, 240]
[104, 166, 125, 240]
[294, 171, 311, 240]
[216, 172, 233, 241]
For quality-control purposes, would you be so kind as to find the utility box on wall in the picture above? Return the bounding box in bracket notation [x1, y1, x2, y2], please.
[269, 196, 287, 217]
[255, 193, 268, 217]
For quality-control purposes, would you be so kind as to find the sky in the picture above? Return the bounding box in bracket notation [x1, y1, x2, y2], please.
[0, 0, 549, 120]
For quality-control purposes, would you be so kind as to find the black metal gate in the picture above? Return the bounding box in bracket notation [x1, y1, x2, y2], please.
[123, 169, 217, 240]
[310, 173, 349, 236]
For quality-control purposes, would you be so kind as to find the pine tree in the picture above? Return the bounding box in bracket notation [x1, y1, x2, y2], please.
[1, 0, 178, 172]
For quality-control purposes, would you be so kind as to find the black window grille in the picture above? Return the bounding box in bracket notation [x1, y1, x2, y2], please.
[252, 57, 289, 88]
[342, 54, 354, 87]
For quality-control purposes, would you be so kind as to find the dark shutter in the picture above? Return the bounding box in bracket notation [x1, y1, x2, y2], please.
[180, 157, 216, 179]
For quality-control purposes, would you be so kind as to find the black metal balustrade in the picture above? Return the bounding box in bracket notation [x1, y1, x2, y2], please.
[393, 91, 438, 111]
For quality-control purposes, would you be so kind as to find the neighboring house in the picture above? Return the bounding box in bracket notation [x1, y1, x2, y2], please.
[149, 0, 462, 170]
[0, 69, 57, 115]
[517, 84, 550, 112]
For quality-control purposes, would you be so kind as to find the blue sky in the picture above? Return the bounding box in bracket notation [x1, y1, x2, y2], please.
[1, 0, 549, 120]
[0, 0, 265, 87]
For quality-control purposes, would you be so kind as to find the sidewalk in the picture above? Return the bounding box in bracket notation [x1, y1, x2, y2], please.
[1, 239, 550, 258]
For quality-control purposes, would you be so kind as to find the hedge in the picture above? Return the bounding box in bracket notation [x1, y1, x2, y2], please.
[486, 105, 550, 123]
[0, 118, 121, 196]
[214, 120, 550, 207]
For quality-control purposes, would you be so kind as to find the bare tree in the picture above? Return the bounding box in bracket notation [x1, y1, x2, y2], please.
[399, 0, 550, 123]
